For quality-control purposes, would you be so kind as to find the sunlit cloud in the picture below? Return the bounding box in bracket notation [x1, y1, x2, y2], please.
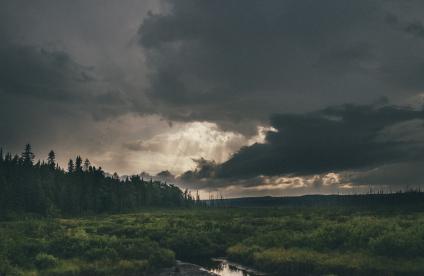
[121, 122, 274, 175]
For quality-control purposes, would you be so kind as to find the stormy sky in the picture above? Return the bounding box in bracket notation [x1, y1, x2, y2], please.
[2, 0, 424, 197]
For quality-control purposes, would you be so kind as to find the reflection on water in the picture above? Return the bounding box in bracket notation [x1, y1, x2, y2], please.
[209, 262, 249, 276]
[205, 259, 264, 276]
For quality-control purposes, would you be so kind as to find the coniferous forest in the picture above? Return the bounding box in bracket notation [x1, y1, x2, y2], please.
[0, 144, 193, 218]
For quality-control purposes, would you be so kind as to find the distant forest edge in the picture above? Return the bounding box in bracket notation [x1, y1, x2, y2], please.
[2, 144, 424, 218]
[0, 144, 201, 218]
[208, 192, 424, 208]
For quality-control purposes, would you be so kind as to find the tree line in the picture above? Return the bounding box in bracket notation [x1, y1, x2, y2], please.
[0, 144, 198, 217]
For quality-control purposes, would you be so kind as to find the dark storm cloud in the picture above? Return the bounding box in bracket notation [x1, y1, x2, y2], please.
[139, 0, 424, 133]
[405, 21, 424, 39]
[180, 158, 217, 181]
[179, 104, 424, 183]
[0, 1, 139, 124]
[0, 43, 94, 101]
[0, 42, 132, 122]
[156, 170, 176, 182]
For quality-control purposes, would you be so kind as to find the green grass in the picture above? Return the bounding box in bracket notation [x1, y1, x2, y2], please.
[1, 206, 424, 275]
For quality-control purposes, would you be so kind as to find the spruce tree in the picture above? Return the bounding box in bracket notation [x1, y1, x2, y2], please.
[47, 150, 56, 168]
[68, 159, 74, 173]
[83, 158, 90, 171]
[21, 144, 35, 166]
[75, 156, 83, 172]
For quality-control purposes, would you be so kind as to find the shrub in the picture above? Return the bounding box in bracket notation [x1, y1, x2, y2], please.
[114, 260, 148, 275]
[369, 230, 423, 257]
[163, 231, 217, 259]
[252, 248, 323, 275]
[310, 224, 350, 250]
[113, 238, 162, 260]
[35, 253, 59, 269]
[0, 257, 18, 275]
[41, 260, 80, 276]
[49, 235, 87, 258]
[7, 238, 46, 267]
[83, 247, 118, 261]
[344, 217, 387, 248]
[148, 249, 175, 269]
[227, 244, 262, 264]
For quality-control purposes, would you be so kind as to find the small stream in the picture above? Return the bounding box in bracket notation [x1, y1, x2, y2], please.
[202, 258, 265, 276]
[159, 258, 265, 276]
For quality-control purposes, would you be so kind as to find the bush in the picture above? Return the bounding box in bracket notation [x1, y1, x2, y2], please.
[113, 238, 159, 260]
[163, 231, 217, 259]
[227, 244, 263, 264]
[83, 247, 118, 261]
[310, 224, 350, 250]
[252, 248, 322, 275]
[7, 238, 46, 267]
[0, 257, 18, 275]
[369, 230, 423, 257]
[114, 260, 148, 275]
[35, 253, 59, 269]
[40, 260, 80, 276]
[49, 235, 87, 258]
[148, 249, 175, 269]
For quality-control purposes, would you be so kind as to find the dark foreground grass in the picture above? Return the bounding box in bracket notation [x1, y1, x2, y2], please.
[1, 206, 424, 275]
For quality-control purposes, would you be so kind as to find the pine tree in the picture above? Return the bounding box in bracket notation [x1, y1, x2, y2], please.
[21, 144, 35, 166]
[83, 158, 90, 171]
[68, 159, 74, 173]
[75, 156, 83, 172]
[47, 150, 56, 168]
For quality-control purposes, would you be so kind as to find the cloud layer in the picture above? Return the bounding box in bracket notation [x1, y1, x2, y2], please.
[139, 0, 424, 134]
[218, 104, 424, 178]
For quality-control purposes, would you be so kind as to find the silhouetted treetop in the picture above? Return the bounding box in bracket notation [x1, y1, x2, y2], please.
[47, 150, 56, 168]
[67, 159, 74, 173]
[21, 143, 35, 166]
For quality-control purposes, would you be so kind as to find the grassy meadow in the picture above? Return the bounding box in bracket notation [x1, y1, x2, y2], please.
[1, 206, 424, 275]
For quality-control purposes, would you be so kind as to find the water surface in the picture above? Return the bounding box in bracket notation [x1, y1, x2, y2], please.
[205, 259, 265, 276]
